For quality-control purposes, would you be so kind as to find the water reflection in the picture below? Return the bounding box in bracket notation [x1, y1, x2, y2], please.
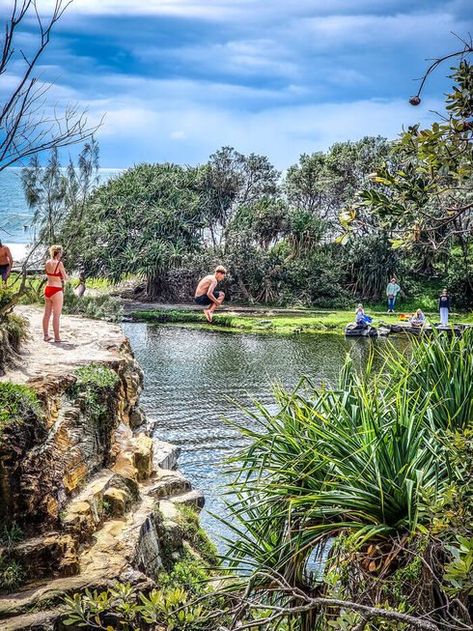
[123, 324, 405, 547]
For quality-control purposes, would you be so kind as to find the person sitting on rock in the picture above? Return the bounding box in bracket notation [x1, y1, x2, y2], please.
[410, 308, 426, 328]
[194, 266, 226, 323]
[355, 304, 368, 328]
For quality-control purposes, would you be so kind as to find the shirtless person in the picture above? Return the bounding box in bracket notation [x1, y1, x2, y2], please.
[194, 266, 226, 322]
[0, 240, 13, 284]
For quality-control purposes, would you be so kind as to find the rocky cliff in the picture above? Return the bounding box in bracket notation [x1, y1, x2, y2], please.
[0, 307, 205, 630]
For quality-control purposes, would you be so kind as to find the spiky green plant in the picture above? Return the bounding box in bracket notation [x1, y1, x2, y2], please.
[221, 332, 473, 586]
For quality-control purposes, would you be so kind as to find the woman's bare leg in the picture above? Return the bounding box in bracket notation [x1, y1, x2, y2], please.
[51, 291, 64, 341]
[43, 299, 53, 340]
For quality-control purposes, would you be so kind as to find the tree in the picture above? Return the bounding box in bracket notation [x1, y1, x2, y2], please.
[0, 0, 100, 317]
[285, 138, 392, 236]
[66, 163, 206, 300]
[200, 147, 279, 248]
[355, 58, 473, 253]
[21, 138, 100, 246]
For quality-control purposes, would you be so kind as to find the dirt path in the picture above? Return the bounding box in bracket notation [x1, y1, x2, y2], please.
[1, 306, 126, 385]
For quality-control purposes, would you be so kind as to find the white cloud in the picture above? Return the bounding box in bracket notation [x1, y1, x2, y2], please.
[81, 89, 442, 168]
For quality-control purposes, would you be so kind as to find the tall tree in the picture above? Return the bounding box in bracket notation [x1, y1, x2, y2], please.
[21, 138, 100, 246]
[66, 163, 206, 300]
[200, 147, 279, 248]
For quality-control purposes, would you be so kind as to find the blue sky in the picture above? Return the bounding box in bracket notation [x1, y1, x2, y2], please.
[1, 0, 472, 168]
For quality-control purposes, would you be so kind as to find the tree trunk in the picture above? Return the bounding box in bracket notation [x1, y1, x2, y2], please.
[146, 273, 166, 301]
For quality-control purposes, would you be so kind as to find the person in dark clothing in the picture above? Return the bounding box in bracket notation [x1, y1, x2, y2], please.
[439, 288, 450, 326]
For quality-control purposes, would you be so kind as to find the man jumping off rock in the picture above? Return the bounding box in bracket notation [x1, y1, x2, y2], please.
[194, 266, 226, 322]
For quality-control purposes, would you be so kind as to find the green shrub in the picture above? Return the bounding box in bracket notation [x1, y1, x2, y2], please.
[69, 365, 120, 422]
[0, 383, 39, 436]
[0, 523, 23, 548]
[175, 506, 218, 565]
[63, 284, 123, 321]
[74, 364, 120, 390]
[0, 559, 25, 592]
[63, 581, 214, 630]
[160, 553, 210, 596]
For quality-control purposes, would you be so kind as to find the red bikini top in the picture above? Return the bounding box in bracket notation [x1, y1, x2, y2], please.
[46, 261, 62, 278]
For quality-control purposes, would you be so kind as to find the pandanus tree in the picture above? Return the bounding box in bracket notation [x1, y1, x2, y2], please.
[220, 331, 473, 630]
[66, 163, 206, 299]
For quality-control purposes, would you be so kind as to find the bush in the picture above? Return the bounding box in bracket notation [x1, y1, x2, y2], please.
[0, 382, 39, 437]
[0, 559, 24, 593]
[445, 262, 473, 310]
[69, 365, 120, 425]
[62, 284, 123, 321]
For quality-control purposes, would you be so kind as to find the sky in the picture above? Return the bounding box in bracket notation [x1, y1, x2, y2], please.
[1, 0, 472, 168]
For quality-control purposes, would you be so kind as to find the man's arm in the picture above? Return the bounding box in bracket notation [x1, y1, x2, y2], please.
[206, 279, 219, 304]
[6, 247, 13, 276]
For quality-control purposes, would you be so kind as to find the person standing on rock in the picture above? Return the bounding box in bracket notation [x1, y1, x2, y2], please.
[0, 240, 13, 284]
[43, 245, 68, 342]
[386, 277, 401, 313]
[194, 266, 226, 323]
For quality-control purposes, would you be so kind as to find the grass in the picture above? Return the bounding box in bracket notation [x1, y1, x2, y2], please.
[130, 307, 473, 335]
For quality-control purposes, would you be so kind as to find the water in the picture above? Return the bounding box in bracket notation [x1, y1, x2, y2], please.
[123, 323, 397, 548]
[0, 167, 122, 250]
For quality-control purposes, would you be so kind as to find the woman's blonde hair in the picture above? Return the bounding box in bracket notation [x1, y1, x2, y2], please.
[49, 244, 63, 259]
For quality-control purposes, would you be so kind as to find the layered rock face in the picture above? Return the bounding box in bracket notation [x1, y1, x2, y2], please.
[0, 311, 204, 630]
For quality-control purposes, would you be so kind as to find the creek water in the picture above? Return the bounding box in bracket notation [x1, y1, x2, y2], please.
[123, 323, 402, 548]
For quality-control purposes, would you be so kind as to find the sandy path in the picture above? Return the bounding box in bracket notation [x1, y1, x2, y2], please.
[1, 306, 127, 385]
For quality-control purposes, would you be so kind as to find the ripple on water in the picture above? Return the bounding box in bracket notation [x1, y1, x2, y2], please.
[123, 323, 402, 547]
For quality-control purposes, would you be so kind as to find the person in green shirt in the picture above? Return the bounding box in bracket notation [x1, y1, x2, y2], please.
[386, 277, 401, 313]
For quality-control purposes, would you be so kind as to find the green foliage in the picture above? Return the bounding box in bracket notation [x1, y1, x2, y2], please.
[175, 505, 219, 566]
[444, 535, 473, 597]
[0, 286, 15, 314]
[0, 559, 24, 593]
[354, 61, 473, 257]
[389, 329, 473, 431]
[63, 581, 215, 630]
[0, 382, 39, 435]
[218, 333, 473, 629]
[22, 140, 100, 246]
[74, 364, 119, 390]
[62, 284, 123, 321]
[65, 162, 206, 300]
[70, 364, 119, 421]
[0, 523, 23, 548]
[160, 553, 210, 595]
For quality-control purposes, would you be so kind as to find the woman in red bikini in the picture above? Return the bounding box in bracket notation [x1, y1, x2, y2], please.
[43, 244, 68, 342]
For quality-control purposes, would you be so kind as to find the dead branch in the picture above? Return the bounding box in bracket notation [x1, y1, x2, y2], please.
[0, 0, 101, 172]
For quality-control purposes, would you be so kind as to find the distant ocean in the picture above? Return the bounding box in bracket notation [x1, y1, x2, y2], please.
[0, 167, 122, 261]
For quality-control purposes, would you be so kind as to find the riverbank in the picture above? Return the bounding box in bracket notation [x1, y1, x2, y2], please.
[127, 305, 473, 335]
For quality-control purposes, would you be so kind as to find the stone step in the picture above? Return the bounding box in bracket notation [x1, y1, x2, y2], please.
[152, 439, 181, 471]
[61, 470, 139, 542]
[145, 469, 191, 500]
[169, 489, 205, 510]
[0, 533, 79, 581]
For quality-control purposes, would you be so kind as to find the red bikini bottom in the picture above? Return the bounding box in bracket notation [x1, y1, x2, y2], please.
[44, 286, 63, 299]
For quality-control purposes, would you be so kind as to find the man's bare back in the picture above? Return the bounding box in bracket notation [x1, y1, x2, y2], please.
[194, 274, 216, 298]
